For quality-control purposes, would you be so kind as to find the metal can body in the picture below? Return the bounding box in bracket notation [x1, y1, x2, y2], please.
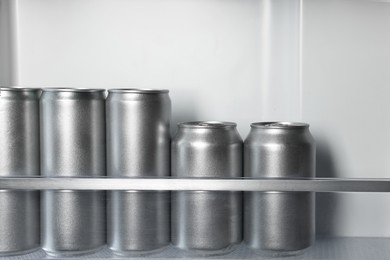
[40, 88, 106, 256]
[106, 89, 171, 255]
[0, 88, 40, 256]
[244, 122, 315, 255]
[171, 121, 243, 255]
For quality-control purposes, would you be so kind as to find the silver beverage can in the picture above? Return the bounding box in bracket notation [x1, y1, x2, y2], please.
[106, 89, 171, 255]
[0, 87, 40, 256]
[171, 121, 243, 256]
[244, 122, 315, 256]
[40, 88, 106, 256]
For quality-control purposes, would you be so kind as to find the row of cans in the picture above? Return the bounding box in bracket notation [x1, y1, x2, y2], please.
[0, 87, 315, 257]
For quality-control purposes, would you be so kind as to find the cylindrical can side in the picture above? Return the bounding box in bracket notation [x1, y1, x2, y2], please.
[244, 192, 315, 253]
[171, 122, 243, 256]
[106, 89, 171, 255]
[106, 89, 170, 178]
[0, 87, 41, 177]
[0, 87, 40, 256]
[243, 122, 315, 256]
[40, 88, 106, 177]
[172, 191, 242, 253]
[42, 191, 106, 256]
[40, 88, 106, 256]
[108, 191, 170, 255]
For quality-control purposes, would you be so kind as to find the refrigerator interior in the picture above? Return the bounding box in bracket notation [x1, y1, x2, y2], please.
[1, 0, 390, 259]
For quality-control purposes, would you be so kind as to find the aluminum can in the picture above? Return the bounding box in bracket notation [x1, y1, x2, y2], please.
[106, 89, 171, 255]
[40, 88, 106, 256]
[0, 87, 40, 256]
[244, 122, 315, 256]
[171, 121, 243, 255]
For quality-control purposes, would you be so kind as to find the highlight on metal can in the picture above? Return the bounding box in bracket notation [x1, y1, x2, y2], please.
[0, 87, 41, 256]
[244, 121, 316, 256]
[40, 87, 106, 257]
[106, 88, 171, 256]
[171, 121, 243, 256]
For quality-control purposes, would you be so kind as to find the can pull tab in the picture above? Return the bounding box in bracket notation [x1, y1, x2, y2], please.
[198, 121, 226, 127]
[264, 123, 291, 128]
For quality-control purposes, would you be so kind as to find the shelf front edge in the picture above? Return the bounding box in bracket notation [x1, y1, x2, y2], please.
[0, 178, 389, 192]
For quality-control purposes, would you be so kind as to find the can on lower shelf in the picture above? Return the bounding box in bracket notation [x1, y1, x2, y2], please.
[40, 88, 106, 256]
[106, 89, 171, 256]
[0, 87, 41, 256]
[244, 122, 316, 256]
[171, 121, 243, 256]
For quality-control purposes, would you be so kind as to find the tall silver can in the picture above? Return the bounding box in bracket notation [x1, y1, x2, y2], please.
[106, 89, 171, 255]
[0, 87, 40, 256]
[171, 121, 243, 256]
[244, 122, 315, 256]
[40, 88, 106, 256]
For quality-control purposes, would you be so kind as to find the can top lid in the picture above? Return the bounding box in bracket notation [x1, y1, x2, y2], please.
[1, 87, 41, 92]
[109, 89, 169, 94]
[179, 121, 237, 129]
[251, 122, 309, 129]
[42, 88, 105, 92]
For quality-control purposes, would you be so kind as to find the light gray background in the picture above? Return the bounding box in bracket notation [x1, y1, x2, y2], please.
[1, 0, 390, 237]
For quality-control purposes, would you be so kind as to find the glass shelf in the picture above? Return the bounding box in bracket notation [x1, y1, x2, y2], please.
[0, 177, 389, 193]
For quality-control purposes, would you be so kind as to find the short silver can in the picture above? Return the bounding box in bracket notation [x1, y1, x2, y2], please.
[171, 121, 243, 256]
[106, 89, 171, 256]
[244, 122, 315, 256]
[0, 87, 40, 256]
[40, 88, 106, 256]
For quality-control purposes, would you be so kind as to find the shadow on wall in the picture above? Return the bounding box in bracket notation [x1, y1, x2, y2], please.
[170, 88, 198, 137]
[315, 139, 341, 237]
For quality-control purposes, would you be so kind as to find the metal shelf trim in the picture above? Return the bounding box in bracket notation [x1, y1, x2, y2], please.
[0, 177, 389, 192]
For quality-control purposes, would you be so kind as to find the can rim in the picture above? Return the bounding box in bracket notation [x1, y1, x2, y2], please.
[251, 122, 309, 129]
[1, 87, 41, 92]
[178, 121, 237, 129]
[42, 88, 105, 92]
[108, 88, 169, 94]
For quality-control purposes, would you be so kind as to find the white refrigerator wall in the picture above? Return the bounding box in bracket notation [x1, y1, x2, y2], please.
[303, 0, 390, 237]
[1, 0, 390, 237]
